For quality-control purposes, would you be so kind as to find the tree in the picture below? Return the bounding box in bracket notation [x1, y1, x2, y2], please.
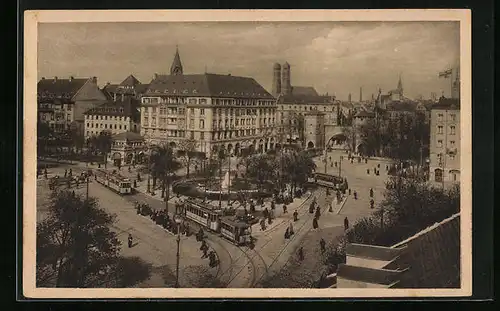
[36, 190, 121, 287]
[150, 144, 182, 214]
[67, 122, 85, 154]
[282, 151, 316, 195]
[245, 154, 276, 190]
[176, 138, 199, 178]
[341, 125, 356, 153]
[37, 122, 53, 155]
[357, 118, 382, 157]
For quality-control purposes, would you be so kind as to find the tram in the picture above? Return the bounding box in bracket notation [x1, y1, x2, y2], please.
[94, 169, 132, 194]
[311, 172, 347, 191]
[183, 199, 252, 245]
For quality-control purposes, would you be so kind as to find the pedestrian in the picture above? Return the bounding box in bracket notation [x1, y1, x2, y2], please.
[64, 169, 67, 178]
[128, 233, 133, 248]
[370, 199, 374, 209]
[44, 168, 48, 179]
[298, 246, 304, 261]
[365, 158, 368, 164]
[263, 207, 269, 219]
[76, 179, 79, 188]
[293, 210, 298, 222]
[344, 217, 349, 231]
[260, 218, 266, 231]
[353, 191, 358, 200]
[284, 227, 290, 239]
[386, 165, 389, 171]
[313, 217, 319, 230]
[209, 251, 217, 267]
[334, 161, 337, 168]
[367, 168, 370, 175]
[283, 204, 287, 214]
[348, 188, 351, 195]
[320, 238, 326, 253]
[271, 200, 276, 210]
[377, 163, 380, 168]
[315, 206, 321, 219]
[69, 168, 72, 177]
[309, 202, 315, 214]
[370, 188, 374, 198]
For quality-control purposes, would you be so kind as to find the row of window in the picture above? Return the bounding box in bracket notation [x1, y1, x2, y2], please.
[437, 113, 457, 122]
[86, 123, 127, 130]
[39, 103, 72, 111]
[436, 139, 456, 148]
[282, 105, 335, 112]
[86, 115, 129, 121]
[212, 129, 257, 140]
[436, 125, 457, 135]
[436, 153, 457, 161]
[40, 113, 71, 122]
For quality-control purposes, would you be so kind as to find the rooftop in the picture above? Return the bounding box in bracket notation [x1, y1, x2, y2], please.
[84, 97, 140, 119]
[291, 86, 319, 97]
[346, 243, 404, 261]
[37, 77, 89, 98]
[112, 131, 145, 141]
[336, 264, 405, 286]
[432, 97, 460, 110]
[145, 73, 273, 99]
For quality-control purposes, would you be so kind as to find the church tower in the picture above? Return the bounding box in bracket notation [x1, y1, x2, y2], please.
[272, 63, 282, 97]
[282, 62, 291, 95]
[170, 46, 183, 75]
[397, 74, 403, 96]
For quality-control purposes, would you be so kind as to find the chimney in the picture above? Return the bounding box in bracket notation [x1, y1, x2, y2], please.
[92, 76, 97, 84]
[69, 76, 74, 82]
[106, 82, 110, 86]
[153, 73, 158, 80]
[41, 77, 45, 80]
[53, 76, 58, 82]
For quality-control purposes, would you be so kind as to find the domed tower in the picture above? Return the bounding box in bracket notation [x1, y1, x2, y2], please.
[282, 62, 291, 95]
[272, 63, 282, 97]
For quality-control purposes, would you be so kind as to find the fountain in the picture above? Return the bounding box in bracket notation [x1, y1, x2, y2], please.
[221, 171, 232, 190]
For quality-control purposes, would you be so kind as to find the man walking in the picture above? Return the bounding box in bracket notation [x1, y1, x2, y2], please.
[344, 217, 349, 231]
[128, 233, 133, 248]
[320, 238, 326, 253]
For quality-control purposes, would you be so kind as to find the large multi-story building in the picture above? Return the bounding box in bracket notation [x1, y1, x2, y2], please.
[429, 97, 460, 184]
[271, 62, 347, 146]
[140, 48, 278, 158]
[83, 97, 141, 138]
[37, 76, 108, 134]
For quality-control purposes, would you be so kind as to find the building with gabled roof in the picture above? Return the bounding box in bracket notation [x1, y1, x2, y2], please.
[140, 48, 277, 158]
[102, 74, 149, 101]
[37, 76, 108, 135]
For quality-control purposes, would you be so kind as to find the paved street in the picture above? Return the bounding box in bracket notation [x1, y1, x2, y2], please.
[36, 151, 393, 287]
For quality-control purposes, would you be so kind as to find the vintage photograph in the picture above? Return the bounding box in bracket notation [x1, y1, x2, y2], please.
[24, 10, 472, 298]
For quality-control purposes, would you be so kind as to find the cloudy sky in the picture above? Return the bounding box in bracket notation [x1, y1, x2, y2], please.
[38, 21, 460, 100]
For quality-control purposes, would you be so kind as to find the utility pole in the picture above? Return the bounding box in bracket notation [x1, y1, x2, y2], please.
[339, 156, 342, 177]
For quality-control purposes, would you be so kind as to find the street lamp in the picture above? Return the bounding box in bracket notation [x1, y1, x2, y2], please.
[174, 213, 183, 288]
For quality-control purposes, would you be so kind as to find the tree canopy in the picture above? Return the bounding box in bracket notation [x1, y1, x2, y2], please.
[36, 190, 151, 287]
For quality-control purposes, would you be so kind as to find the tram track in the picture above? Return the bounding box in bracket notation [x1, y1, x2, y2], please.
[253, 188, 330, 286]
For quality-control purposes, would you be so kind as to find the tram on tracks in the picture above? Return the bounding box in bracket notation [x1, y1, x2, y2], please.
[183, 199, 252, 246]
[309, 172, 348, 191]
[94, 169, 132, 194]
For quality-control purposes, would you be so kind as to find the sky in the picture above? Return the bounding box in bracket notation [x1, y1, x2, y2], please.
[38, 21, 460, 100]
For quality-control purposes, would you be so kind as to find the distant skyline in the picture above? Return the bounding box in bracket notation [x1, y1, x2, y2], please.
[38, 21, 460, 100]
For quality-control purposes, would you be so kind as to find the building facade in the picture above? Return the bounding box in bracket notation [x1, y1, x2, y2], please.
[37, 76, 108, 134]
[84, 97, 141, 138]
[109, 131, 147, 167]
[429, 97, 460, 184]
[272, 62, 346, 146]
[303, 111, 325, 149]
[140, 48, 278, 158]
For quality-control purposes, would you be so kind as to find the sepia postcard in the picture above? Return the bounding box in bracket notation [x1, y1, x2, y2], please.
[23, 9, 472, 299]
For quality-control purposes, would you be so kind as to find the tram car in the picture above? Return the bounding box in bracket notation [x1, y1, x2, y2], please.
[220, 217, 252, 246]
[184, 199, 223, 231]
[94, 169, 132, 194]
[312, 172, 347, 191]
[183, 199, 252, 245]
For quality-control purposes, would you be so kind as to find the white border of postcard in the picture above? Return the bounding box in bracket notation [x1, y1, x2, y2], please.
[23, 9, 472, 298]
